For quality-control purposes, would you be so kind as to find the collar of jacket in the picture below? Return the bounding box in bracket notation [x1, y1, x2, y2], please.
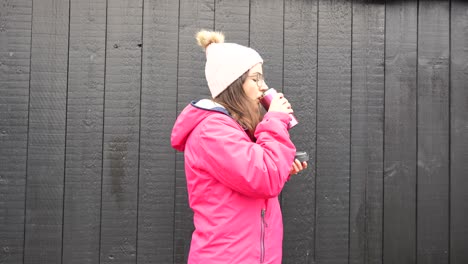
[191, 99, 231, 117]
[191, 99, 251, 133]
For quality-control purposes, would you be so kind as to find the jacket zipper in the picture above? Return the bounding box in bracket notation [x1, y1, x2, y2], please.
[260, 209, 267, 263]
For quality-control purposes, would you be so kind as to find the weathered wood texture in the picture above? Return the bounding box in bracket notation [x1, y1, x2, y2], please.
[23, 0, 69, 263]
[316, 1, 352, 263]
[0, 0, 32, 263]
[0, 1, 467, 264]
[62, 0, 106, 263]
[350, 1, 385, 263]
[417, 1, 450, 263]
[282, 0, 317, 263]
[384, 1, 418, 264]
[138, 1, 179, 263]
[450, 1, 468, 264]
[100, 1, 143, 264]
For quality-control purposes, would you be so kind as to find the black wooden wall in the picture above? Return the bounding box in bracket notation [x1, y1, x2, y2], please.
[1, 0, 467, 263]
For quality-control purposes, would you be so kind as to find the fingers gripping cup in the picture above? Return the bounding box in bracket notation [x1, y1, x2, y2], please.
[259, 88, 299, 129]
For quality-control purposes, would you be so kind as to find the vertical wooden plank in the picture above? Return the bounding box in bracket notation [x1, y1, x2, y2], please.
[417, 1, 450, 263]
[214, 0, 249, 45]
[384, 1, 418, 263]
[282, 0, 317, 263]
[23, 0, 69, 263]
[350, 1, 385, 264]
[316, 0, 353, 262]
[315, 0, 352, 263]
[250, 0, 284, 91]
[0, 0, 32, 263]
[100, 1, 142, 263]
[61, 0, 106, 263]
[137, 0, 178, 263]
[175, 0, 214, 263]
[450, 1, 468, 263]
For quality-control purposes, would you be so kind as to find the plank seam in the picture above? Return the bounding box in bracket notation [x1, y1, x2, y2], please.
[135, 0, 146, 262]
[173, 0, 182, 262]
[98, 0, 110, 263]
[248, 0, 251, 46]
[382, 1, 387, 263]
[214, 0, 217, 30]
[60, 0, 72, 262]
[280, 0, 285, 211]
[23, 0, 35, 262]
[448, 1, 452, 263]
[349, 0, 354, 263]
[415, 1, 419, 263]
[313, 0, 320, 262]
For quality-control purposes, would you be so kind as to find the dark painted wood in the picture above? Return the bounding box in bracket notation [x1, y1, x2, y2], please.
[137, 0, 179, 263]
[1, 1, 468, 263]
[23, 0, 69, 263]
[417, 1, 450, 263]
[61, 0, 106, 263]
[99, 1, 143, 263]
[350, 1, 385, 264]
[250, 0, 284, 91]
[450, 1, 468, 263]
[214, 0, 249, 46]
[315, 1, 352, 263]
[384, 1, 418, 263]
[175, 1, 214, 263]
[281, 0, 318, 263]
[0, 0, 32, 263]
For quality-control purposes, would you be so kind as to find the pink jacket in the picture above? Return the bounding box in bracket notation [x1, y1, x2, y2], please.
[171, 100, 296, 263]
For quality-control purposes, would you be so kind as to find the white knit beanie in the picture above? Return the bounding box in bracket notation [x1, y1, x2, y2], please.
[196, 30, 263, 98]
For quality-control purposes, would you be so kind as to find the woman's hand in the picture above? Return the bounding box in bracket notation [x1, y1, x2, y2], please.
[289, 159, 308, 175]
[268, 93, 293, 114]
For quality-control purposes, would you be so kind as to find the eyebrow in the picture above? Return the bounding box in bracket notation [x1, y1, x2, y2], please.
[249, 72, 263, 76]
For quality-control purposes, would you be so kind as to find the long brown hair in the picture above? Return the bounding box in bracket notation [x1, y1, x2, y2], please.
[213, 72, 262, 140]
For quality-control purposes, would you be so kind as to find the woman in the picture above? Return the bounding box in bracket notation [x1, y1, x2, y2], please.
[171, 30, 307, 263]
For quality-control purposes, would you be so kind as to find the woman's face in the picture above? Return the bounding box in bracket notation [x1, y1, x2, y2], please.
[243, 63, 268, 103]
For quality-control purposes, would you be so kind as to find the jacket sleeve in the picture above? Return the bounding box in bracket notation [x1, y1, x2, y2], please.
[197, 112, 296, 198]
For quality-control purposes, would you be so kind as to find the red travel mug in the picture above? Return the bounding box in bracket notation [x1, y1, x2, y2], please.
[259, 88, 298, 129]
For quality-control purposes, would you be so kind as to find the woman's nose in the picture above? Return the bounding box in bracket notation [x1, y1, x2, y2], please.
[260, 83, 269, 92]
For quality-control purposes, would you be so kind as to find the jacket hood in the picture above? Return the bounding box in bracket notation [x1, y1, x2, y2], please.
[171, 99, 230, 152]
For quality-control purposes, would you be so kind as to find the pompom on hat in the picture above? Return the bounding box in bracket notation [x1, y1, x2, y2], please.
[196, 30, 263, 98]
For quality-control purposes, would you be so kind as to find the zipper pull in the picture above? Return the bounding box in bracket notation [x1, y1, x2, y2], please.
[261, 209, 268, 227]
